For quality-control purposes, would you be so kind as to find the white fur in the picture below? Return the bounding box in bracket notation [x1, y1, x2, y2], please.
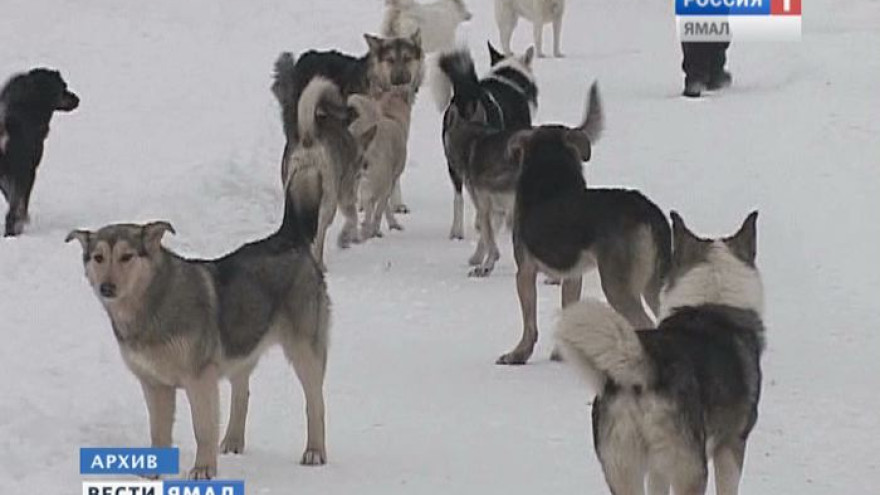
[659, 241, 765, 319]
[381, 0, 471, 54]
[428, 54, 454, 111]
[556, 298, 652, 393]
[297, 76, 336, 144]
[494, 0, 566, 57]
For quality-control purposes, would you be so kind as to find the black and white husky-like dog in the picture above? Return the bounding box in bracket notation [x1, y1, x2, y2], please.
[437, 43, 537, 240]
[557, 211, 765, 495]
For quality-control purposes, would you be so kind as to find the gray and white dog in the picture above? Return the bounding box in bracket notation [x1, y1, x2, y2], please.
[498, 82, 673, 365]
[443, 101, 520, 277]
[556, 211, 764, 495]
[66, 196, 330, 479]
[278, 72, 371, 271]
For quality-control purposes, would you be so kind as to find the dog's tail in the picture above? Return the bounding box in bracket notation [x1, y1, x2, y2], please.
[555, 298, 652, 394]
[296, 76, 346, 148]
[578, 81, 604, 144]
[272, 52, 300, 141]
[437, 49, 482, 114]
[279, 166, 323, 246]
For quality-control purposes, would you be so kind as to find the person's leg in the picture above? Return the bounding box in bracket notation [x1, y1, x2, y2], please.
[681, 42, 710, 97]
[707, 41, 732, 90]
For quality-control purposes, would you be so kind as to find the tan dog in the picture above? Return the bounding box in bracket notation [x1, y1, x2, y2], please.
[348, 88, 413, 239]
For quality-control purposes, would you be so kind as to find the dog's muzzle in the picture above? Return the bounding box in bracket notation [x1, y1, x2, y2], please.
[99, 282, 117, 299]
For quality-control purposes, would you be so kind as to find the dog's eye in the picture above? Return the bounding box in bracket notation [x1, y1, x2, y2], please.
[120, 253, 134, 263]
[93, 254, 105, 263]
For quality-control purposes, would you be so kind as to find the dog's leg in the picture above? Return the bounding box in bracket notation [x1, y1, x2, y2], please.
[533, 21, 546, 58]
[220, 366, 255, 455]
[549, 276, 583, 361]
[497, 254, 538, 364]
[183, 365, 220, 480]
[469, 195, 500, 277]
[647, 470, 670, 495]
[449, 168, 465, 240]
[284, 337, 327, 466]
[597, 252, 655, 329]
[391, 179, 409, 214]
[714, 440, 746, 495]
[140, 380, 176, 448]
[383, 202, 403, 231]
[337, 202, 360, 249]
[3, 177, 28, 237]
[495, 1, 517, 55]
[552, 13, 564, 57]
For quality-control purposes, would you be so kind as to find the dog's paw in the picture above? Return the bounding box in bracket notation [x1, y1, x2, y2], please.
[468, 253, 483, 266]
[468, 265, 494, 278]
[496, 350, 530, 366]
[549, 347, 564, 362]
[554, 51, 565, 58]
[542, 276, 561, 286]
[449, 228, 464, 240]
[220, 436, 245, 455]
[393, 204, 410, 214]
[301, 448, 326, 466]
[188, 465, 217, 480]
[536, 52, 547, 58]
[388, 222, 404, 231]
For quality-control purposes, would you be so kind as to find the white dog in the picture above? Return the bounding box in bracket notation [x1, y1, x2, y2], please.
[494, 0, 565, 58]
[348, 88, 413, 239]
[381, 0, 472, 54]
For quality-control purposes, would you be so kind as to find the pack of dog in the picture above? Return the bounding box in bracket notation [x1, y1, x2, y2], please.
[273, 67, 371, 271]
[556, 211, 764, 495]
[437, 44, 536, 241]
[274, 32, 424, 224]
[0, 68, 79, 236]
[381, 0, 472, 54]
[494, 0, 566, 58]
[66, 189, 331, 479]
[348, 87, 413, 239]
[496, 82, 673, 365]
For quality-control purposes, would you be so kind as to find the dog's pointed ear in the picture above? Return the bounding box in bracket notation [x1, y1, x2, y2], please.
[410, 29, 422, 50]
[670, 211, 707, 264]
[521, 46, 535, 67]
[488, 41, 504, 66]
[364, 33, 382, 52]
[141, 221, 175, 254]
[725, 211, 759, 265]
[357, 124, 378, 152]
[506, 129, 533, 165]
[65, 229, 91, 251]
[565, 129, 592, 162]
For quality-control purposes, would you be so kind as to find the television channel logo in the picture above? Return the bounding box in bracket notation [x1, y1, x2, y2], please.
[676, 0, 802, 42]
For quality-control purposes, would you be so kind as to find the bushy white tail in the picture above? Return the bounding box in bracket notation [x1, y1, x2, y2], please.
[297, 76, 339, 146]
[556, 298, 652, 393]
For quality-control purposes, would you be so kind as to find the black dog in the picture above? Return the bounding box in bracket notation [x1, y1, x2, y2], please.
[0, 68, 79, 236]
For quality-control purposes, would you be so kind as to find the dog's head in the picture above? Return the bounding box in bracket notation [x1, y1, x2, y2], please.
[659, 211, 764, 318]
[488, 42, 534, 72]
[364, 32, 424, 90]
[24, 68, 80, 112]
[506, 82, 602, 168]
[66, 222, 174, 307]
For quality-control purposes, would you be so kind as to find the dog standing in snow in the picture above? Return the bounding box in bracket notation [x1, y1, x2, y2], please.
[348, 88, 413, 239]
[381, 0, 472, 54]
[494, 0, 565, 58]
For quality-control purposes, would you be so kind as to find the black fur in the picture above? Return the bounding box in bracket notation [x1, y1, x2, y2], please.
[515, 127, 671, 274]
[438, 49, 535, 196]
[0, 68, 79, 236]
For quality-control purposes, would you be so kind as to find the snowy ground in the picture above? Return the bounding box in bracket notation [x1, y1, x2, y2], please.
[1, 0, 878, 493]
